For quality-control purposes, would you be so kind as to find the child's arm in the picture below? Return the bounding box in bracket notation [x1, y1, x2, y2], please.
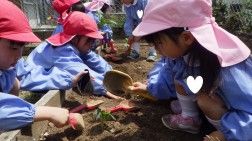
[0, 94, 69, 130]
[34, 106, 69, 128]
[146, 57, 177, 99]
[80, 51, 112, 74]
[0, 93, 84, 130]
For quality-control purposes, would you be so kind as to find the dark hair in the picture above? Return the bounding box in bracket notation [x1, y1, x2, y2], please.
[101, 4, 109, 13]
[71, 35, 82, 44]
[188, 39, 221, 94]
[10, 40, 27, 47]
[67, 1, 86, 13]
[144, 27, 221, 94]
[0, 38, 27, 47]
[71, 35, 95, 46]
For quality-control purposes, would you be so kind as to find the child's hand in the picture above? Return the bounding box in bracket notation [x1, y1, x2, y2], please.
[204, 131, 226, 141]
[72, 70, 89, 87]
[128, 82, 148, 93]
[49, 107, 69, 128]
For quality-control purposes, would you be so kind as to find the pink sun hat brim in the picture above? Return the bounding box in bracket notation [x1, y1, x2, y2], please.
[133, 0, 250, 67]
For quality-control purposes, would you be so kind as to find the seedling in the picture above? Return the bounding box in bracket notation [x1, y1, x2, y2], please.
[93, 107, 116, 129]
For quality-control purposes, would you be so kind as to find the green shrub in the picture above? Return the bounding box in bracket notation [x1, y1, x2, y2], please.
[105, 13, 126, 38]
[213, 0, 252, 34]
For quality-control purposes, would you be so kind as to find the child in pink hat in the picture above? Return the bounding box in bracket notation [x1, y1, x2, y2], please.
[16, 11, 125, 100]
[0, 1, 84, 131]
[85, 0, 118, 55]
[133, 0, 251, 140]
[120, 0, 157, 62]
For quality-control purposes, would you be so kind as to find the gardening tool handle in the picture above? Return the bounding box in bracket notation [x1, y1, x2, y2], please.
[70, 104, 87, 113]
[129, 91, 158, 101]
[107, 106, 123, 113]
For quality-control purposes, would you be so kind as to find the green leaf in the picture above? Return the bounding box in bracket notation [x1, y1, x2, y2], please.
[110, 114, 116, 120]
[96, 112, 101, 121]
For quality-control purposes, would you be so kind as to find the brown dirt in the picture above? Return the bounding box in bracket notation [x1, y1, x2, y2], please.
[42, 41, 215, 141]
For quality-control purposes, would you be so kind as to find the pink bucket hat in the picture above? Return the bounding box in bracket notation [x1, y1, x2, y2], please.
[133, 0, 250, 67]
[84, 0, 111, 11]
[0, 0, 41, 43]
[46, 11, 103, 46]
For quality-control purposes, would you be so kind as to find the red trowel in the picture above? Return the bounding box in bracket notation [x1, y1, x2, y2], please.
[70, 99, 104, 113]
[105, 100, 140, 113]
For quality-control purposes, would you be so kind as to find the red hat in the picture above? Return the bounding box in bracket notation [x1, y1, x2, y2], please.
[0, 1, 41, 43]
[53, 0, 81, 19]
[46, 11, 103, 46]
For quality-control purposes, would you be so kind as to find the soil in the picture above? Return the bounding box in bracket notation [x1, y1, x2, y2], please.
[40, 41, 216, 141]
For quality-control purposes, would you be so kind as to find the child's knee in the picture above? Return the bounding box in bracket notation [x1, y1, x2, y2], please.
[197, 94, 227, 120]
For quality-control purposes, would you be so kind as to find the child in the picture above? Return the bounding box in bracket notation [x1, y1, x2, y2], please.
[16, 11, 124, 100]
[51, 0, 86, 35]
[85, 0, 117, 54]
[120, 0, 157, 62]
[0, 0, 84, 131]
[133, 0, 252, 140]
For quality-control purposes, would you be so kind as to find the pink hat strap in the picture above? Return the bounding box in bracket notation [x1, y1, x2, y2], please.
[190, 17, 250, 67]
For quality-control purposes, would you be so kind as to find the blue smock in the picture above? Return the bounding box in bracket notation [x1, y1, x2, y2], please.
[0, 94, 35, 130]
[123, 0, 148, 36]
[147, 56, 176, 99]
[16, 41, 112, 95]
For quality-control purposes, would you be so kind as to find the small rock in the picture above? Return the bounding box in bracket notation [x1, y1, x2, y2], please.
[137, 112, 144, 116]
[43, 132, 49, 137]
[39, 137, 46, 141]
[48, 122, 54, 127]
[113, 122, 121, 129]
[110, 128, 116, 133]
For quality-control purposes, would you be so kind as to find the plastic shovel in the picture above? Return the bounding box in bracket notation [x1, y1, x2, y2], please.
[105, 100, 140, 113]
[70, 100, 104, 113]
[69, 113, 85, 130]
[103, 70, 158, 101]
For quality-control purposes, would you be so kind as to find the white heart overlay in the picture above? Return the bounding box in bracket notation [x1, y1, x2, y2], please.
[186, 76, 203, 94]
[137, 10, 143, 19]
